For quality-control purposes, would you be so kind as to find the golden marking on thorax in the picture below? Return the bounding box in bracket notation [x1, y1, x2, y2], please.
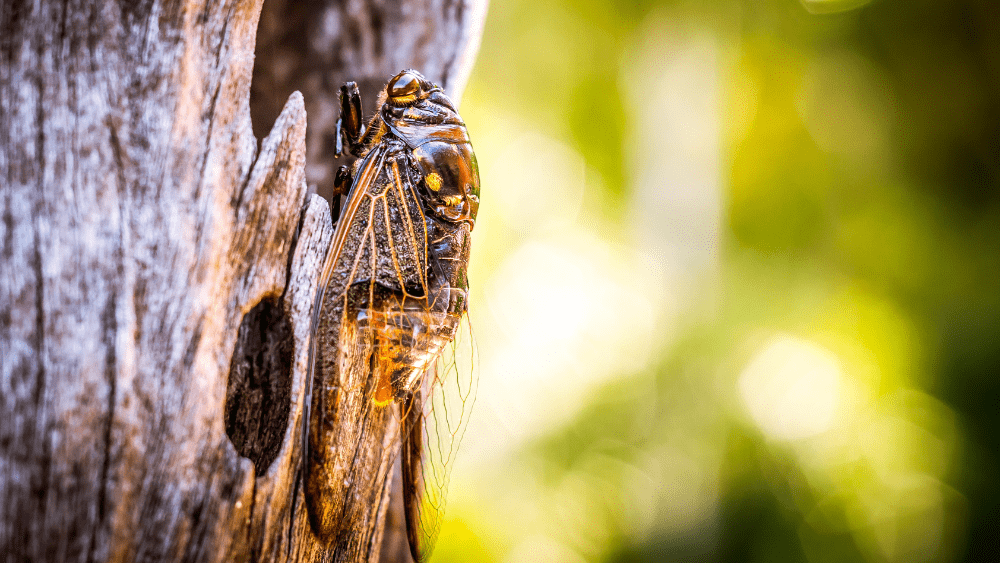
[425, 173, 443, 192]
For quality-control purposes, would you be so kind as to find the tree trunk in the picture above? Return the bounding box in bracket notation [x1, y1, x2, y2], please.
[0, 1, 485, 561]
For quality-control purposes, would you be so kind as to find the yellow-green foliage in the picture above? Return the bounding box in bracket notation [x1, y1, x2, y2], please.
[436, 0, 999, 561]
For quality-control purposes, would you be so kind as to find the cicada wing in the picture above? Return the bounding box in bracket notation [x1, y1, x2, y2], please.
[306, 141, 430, 545]
[402, 314, 479, 562]
[305, 143, 386, 541]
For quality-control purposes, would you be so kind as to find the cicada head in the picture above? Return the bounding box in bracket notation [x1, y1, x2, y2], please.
[385, 70, 425, 106]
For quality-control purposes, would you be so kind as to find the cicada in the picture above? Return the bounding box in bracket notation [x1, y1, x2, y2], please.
[305, 70, 479, 562]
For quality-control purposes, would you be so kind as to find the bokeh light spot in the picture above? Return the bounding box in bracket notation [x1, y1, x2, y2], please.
[739, 335, 842, 440]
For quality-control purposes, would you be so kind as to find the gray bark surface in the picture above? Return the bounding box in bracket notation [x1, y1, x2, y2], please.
[0, 0, 485, 561]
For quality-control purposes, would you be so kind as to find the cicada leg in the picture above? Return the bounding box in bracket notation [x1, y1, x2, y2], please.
[336, 81, 366, 157]
[331, 165, 352, 222]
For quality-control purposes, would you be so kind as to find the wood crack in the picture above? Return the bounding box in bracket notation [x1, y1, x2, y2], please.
[87, 287, 118, 563]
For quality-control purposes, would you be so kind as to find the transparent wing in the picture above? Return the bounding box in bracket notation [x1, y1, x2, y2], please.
[403, 313, 478, 562]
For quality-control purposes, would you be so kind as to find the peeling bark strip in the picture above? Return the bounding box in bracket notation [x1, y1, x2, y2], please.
[0, 0, 483, 561]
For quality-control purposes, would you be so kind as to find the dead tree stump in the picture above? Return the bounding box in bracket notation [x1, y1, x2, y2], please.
[0, 0, 485, 561]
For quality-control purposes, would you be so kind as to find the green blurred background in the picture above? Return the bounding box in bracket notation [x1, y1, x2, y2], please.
[439, 0, 1000, 561]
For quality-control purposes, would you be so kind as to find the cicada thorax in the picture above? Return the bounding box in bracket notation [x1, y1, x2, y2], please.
[385, 92, 480, 228]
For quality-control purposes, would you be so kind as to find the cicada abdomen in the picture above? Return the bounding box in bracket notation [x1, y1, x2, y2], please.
[365, 292, 465, 406]
[305, 70, 479, 563]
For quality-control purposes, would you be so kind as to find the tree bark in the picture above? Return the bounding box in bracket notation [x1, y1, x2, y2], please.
[0, 0, 485, 561]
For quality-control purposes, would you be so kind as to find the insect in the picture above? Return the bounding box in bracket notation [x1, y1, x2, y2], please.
[304, 70, 479, 562]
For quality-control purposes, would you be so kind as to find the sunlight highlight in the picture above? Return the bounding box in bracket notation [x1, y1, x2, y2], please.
[738, 335, 842, 440]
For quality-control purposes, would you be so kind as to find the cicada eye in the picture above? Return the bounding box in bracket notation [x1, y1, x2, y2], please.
[388, 72, 420, 100]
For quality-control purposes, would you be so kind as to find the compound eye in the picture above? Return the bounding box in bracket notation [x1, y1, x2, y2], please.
[388, 72, 420, 100]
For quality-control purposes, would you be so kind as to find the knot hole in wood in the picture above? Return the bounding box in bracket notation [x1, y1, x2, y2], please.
[225, 296, 295, 474]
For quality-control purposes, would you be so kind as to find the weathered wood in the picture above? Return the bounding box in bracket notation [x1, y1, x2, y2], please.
[248, 194, 335, 563]
[0, 0, 484, 561]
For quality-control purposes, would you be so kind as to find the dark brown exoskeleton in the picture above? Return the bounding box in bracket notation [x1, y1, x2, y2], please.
[305, 70, 479, 562]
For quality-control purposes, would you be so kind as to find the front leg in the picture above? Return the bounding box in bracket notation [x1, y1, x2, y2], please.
[336, 81, 366, 157]
[330, 165, 352, 223]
